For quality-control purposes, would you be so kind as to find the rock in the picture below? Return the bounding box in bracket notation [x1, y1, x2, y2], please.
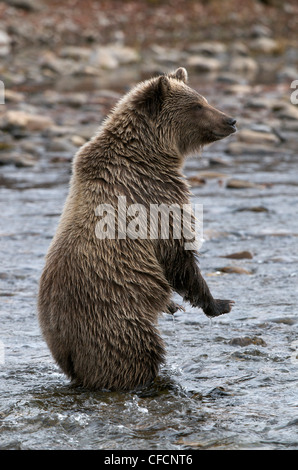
[187, 41, 227, 56]
[0, 110, 54, 132]
[277, 66, 298, 82]
[250, 37, 280, 54]
[226, 141, 281, 155]
[40, 51, 81, 76]
[219, 266, 253, 275]
[276, 104, 298, 120]
[3, 89, 25, 103]
[209, 156, 233, 166]
[70, 135, 86, 147]
[250, 24, 272, 38]
[245, 97, 275, 109]
[236, 206, 269, 213]
[187, 175, 206, 186]
[228, 42, 250, 56]
[203, 229, 229, 241]
[221, 251, 253, 260]
[216, 72, 247, 84]
[43, 90, 87, 107]
[224, 84, 252, 95]
[45, 137, 75, 153]
[151, 45, 185, 66]
[59, 46, 92, 61]
[226, 178, 266, 190]
[237, 129, 280, 145]
[90, 44, 140, 70]
[229, 336, 267, 347]
[186, 55, 221, 73]
[0, 30, 11, 56]
[0, 152, 38, 167]
[229, 56, 258, 75]
[191, 170, 228, 179]
[3, 0, 43, 11]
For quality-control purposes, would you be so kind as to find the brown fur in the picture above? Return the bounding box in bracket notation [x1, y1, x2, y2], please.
[38, 68, 236, 391]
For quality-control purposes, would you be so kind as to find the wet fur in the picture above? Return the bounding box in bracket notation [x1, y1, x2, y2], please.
[38, 68, 236, 390]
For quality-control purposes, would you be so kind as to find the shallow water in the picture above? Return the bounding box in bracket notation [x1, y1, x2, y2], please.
[1, 101, 298, 451]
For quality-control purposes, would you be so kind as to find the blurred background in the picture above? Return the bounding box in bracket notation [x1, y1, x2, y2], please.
[1, 0, 298, 451]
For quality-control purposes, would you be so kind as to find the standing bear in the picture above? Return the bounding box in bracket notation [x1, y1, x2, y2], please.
[38, 67, 237, 391]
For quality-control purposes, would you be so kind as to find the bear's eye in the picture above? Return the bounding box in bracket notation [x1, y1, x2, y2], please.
[196, 103, 203, 110]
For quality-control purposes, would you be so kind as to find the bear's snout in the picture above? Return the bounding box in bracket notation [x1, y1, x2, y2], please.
[221, 115, 237, 136]
[226, 117, 237, 128]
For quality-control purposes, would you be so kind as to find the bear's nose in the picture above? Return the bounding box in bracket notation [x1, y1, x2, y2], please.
[227, 118, 237, 126]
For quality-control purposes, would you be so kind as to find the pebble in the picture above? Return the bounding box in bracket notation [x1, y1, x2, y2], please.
[3, 89, 25, 103]
[226, 142, 281, 156]
[218, 266, 253, 275]
[0, 30, 11, 56]
[276, 105, 298, 121]
[90, 45, 140, 70]
[186, 55, 221, 73]
[191, 170, 228, 179]
[229, 56, 258, 75]
[236, 206, 269, 213]
[0, 110, 54, 132]
[0, 152, 38, 167]
[226, 178, 266, 190]
[237, 129, 280, 145]
[187, 41, 227, 56]
[229, 336, 267, 347]
[250, 37, 280, 54]
[221, 251, 253, 260]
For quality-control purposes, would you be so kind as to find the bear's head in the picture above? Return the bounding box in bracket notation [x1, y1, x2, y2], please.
[131, 67, 237, 156]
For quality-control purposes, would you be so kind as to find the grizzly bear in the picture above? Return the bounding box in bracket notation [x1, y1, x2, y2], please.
[38, 67, 236, 391]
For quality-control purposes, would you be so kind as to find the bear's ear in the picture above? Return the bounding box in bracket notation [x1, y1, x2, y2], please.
[168, 67, 188, 83]
[134, 75, 171, 118]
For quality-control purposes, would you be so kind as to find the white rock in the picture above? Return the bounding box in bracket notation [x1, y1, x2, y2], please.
[237, 129, 280, 145]
[229, 56, 258, 75]
[250, 37, 279, 54]
[187, 55, 221, 72]
[188, 41, 227, 56]
[276, 104, 298, 120]
[1, 110, 54, 131]
[90, 45, 140, 70]
[0, 30, 11, 56]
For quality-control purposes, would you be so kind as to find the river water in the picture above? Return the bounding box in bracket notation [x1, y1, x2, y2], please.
[1, 78, 298, 450]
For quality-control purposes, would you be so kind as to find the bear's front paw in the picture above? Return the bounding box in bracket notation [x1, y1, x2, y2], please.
[204, 299, 234, 317]
[166, 301, 185, 315]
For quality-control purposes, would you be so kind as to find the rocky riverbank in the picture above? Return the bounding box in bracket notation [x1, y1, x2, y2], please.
[0, 0, 298, 170]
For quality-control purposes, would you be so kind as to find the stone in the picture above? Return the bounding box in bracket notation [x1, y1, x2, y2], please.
[226, 178, 266, 190]
[229, 56, 258, 75]
[218, 266, 253, 275]
[3, 0, 43, 11]
[192, 170, 228, 179]
[276, 104, 298, 120]
[3, 89, 25, 103]
[224, 84, 252, 95]
[1, 110, 54, 131]
[188, 41, 227, 56]
[70, 135, 86, 147]
[250, 37, 280, 54]
[226, 141, 281, 155]
[0, 30, 11, 56]
[237, 129, 280, 145]
[186, 55, 221, 73]
[0, 152, 38, 167]
[221, 251, 253, 260]
[40, 51, 81, 76]
[90, 44, 140, 70]
[229, 336, 267, 347]
[59, 46, 92, 61]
